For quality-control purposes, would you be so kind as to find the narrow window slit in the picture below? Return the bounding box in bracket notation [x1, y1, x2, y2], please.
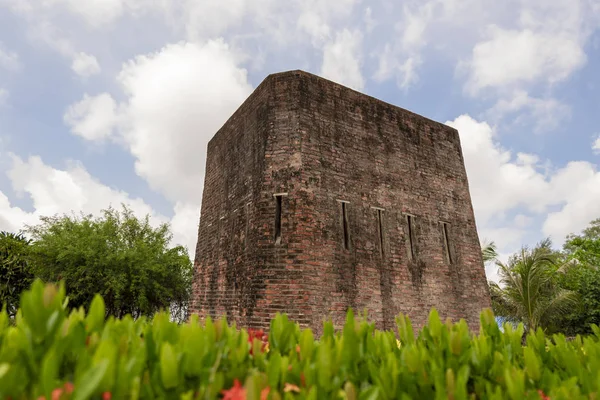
[341, 202, 350, 250]
[377, 209, 385, 256]
[274, 195, 282, 244]
[442, 222, 453, 263]
[406, 215, 415, 260]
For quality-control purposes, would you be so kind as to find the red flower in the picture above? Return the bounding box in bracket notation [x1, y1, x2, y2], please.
[222, 379, 246, 400]
[260, 387, 270, 400]
[102, 392, 112, 400]
[538, 390, 550, 400]
[51, 388, 64, 400]
[63, 382, 74, 394]
[247, 329, 269, 355]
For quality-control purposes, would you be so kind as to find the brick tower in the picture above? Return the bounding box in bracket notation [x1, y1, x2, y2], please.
[190, 70, 491, 333]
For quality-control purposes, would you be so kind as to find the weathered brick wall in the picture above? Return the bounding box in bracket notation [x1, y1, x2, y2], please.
[191, 70, 491, 333]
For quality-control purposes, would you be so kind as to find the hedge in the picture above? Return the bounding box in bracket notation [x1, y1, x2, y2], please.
[1, 280, 599, 399]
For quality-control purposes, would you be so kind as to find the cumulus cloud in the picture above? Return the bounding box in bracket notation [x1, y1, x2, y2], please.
[464, 25, 586, 95]
[593, 134, 600, 154]
[0, 154, 162, 231]
[0, 154, 198, 252]
[542, 162, 600, 240]
[448, 115, 546, 225]
[71, 52, 101, 77]
[488, 90, 571, 132]
[66, 40, 253, 206]
[447, 114, 600, 248]
[320, 29, 364, 91]
[64, 93, 118, 141]
[169, 202, 200, 256]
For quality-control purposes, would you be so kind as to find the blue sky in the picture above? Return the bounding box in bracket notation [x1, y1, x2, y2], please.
[1, 0, 599, 282]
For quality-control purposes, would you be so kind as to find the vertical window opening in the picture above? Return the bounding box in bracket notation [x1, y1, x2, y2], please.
[341, 202, 350, 250]
[274, 195, 282, 244]
[406, 215, 416, 261]
[244, 202, 250, 249]
[442, 222, 453, 263]
[377, 209, 385, 256]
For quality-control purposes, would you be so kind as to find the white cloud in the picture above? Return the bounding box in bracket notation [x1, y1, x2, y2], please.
[320, 29, 364, 91]
[464, 25, 586, 95]
[373, 46, 422, 90]
[67, 40, 253, 206]
[170, 201, 200, 255]
[372, 0, 446, 90]
[447, 115, 548, 225]
[542, 162, 600, 240]
[296, 0, 358, 44]
[177, 0, 248, 41]
[64, 93, 118, 141]
[593, 134, 600, 154]
[0, 153, 197, 251]
[488, 90, 571, 132]
[447, 114, 600, 248]
[400, 2, 434, 50]
[0, 154, 163, 231]
[71, 52, 101, 77]
[397, 56, 421, 89]
[0, 43, 20, 71]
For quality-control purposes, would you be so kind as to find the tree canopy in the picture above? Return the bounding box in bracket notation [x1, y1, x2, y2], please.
[559, 218, 600, 334]
[488, 239, 578, 334]
[0, 231, 33, 317]
[25, 206, 193, 320]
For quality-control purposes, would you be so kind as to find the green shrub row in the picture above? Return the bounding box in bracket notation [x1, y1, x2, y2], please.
[1, 281, 600, 400]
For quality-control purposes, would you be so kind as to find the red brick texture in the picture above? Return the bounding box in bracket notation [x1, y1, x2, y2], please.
[190, 70, 491, 334]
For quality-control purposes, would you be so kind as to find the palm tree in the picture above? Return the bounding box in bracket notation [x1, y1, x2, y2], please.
[482, 241, 498, 264]
[488, 239, 578, 334]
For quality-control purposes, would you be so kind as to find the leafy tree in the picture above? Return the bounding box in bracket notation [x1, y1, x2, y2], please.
[559, 218, 600, 334]
[489, 239, 578, 334]
[25, 206, 193, 320]
[0, 231, 33, 317]
[564, 218, 600, 267]
[482, 241, 498, 264]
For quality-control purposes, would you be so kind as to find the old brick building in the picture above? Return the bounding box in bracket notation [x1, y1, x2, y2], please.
[190, 70, 491, 333]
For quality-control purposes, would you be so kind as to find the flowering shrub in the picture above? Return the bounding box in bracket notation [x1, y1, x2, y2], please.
[1, 280, 600, 399]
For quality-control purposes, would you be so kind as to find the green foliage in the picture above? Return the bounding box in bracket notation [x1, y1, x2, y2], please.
[559, 218, 600, 335]
[488, 239, 578, 334]
[481, 241, 498, 264]
[564, 218, 600, 267]
[0, 231, 33, 317]
[25, 206, 193, 321]
[2, 281, 600, 399]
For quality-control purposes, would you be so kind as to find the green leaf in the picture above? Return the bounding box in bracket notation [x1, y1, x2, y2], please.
[40, 348, 60, 398]
[73, 359, 109, 400]
[0, 363, 9, 379]
[160, 342, 178, 389]
[268, 351, 282, 389]
[85, 294, 105, 332]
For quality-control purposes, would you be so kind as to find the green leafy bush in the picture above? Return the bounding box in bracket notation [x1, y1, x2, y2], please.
[1, 281, 600, 399]
[0, 231, 33, 318]
[25, 206, 192, 321]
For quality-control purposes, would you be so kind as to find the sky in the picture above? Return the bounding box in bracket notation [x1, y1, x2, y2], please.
[0, 0, 599, 282]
